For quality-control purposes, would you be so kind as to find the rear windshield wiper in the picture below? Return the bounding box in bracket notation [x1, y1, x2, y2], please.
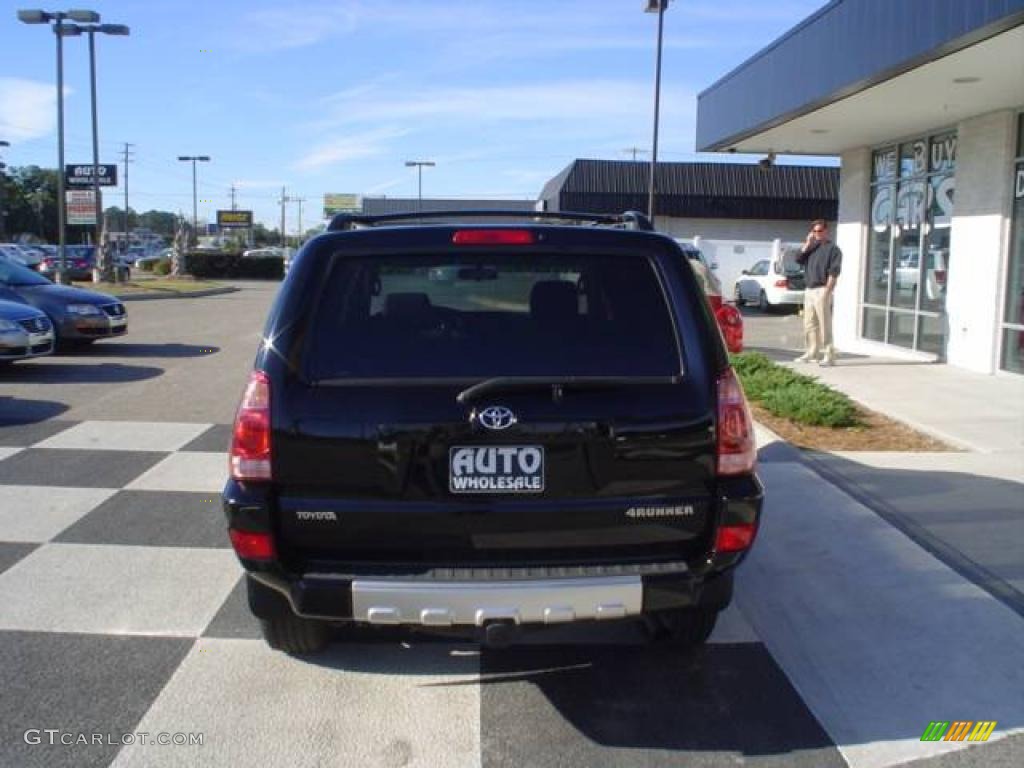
[455, 375, 681, 404]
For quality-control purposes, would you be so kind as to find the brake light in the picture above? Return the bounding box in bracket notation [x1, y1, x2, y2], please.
[452, 229, 534, 245]
[706, 293, 723, 312]
[715, 304, 744, 354]
[229, 529, 275, 560]
[716, 366, 756, 475]
[773, 279, 788, 288]
[229, 370, 272, 481]
[934, 270, 946, 285]
[715, 523, 758, 552]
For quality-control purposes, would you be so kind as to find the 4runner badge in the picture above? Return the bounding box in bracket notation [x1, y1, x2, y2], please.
[626, 505, 695, 519]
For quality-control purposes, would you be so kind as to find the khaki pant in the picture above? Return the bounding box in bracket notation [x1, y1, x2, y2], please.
[803, 286, 835, 361]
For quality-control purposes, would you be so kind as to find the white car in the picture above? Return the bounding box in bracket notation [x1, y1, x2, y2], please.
[241, 247, 284, 260]
[733, 249, 806, 311]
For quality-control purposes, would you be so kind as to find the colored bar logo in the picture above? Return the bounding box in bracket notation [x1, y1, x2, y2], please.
[920, 721, 997, 742]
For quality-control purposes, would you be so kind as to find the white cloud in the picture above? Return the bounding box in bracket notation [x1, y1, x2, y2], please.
[292, 126, 412, 172]
[0, 78, 65, 142]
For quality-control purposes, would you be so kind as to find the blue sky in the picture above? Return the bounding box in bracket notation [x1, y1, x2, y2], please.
[1, 0, 828, 231]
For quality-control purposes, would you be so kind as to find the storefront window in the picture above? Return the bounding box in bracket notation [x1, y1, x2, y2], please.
[1000, 114, 1024, 374]
[864, 132, 956, 354]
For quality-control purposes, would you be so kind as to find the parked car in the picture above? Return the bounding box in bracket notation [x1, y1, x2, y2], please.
[224, 209, 763, 655]
[0, 258, 127, 347]
[242, 247, 284, 260]
[0, 244, 45, 270]
[883, 247, 948, 301]
[733, 248, 806, 311]
[678, 243, 743, 353]
[135, 247, 175, 270]
[38, 245, 96, 281]
[0, 299, 55, 364]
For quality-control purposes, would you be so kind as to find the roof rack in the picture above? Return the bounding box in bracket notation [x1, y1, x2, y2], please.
[326, 209, 654, 232]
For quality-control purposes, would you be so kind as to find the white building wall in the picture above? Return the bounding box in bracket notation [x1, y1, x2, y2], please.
[945, 110, 1017, 373]
[657, 217, 809, 242]
[834, 147, 872, 356]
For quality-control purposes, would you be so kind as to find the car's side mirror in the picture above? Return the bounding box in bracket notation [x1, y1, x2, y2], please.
[741, 270, 749, 275]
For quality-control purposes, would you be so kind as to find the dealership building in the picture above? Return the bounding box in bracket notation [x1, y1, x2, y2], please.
[697, 0, 1024, 375]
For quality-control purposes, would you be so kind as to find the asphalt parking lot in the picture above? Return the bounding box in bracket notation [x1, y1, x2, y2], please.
[1, 284, 1021, 768]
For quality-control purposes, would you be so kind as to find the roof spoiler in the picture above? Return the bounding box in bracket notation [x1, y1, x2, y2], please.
[326, 209, 654, 232]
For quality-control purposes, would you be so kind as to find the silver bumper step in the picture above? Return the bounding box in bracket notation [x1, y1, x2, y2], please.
[351, 574, 644, 627]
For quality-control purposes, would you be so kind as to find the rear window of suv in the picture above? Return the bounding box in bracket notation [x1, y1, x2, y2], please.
[304, 251, 680, 380]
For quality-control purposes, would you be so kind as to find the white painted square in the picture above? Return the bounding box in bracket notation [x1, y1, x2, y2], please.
[112, 638, 481, 768]
[0, 543, 241, 636]
[36, 421, 211, 452]
[0, 447, 23, 462]
[0, 485, 115, 542]
[126, 452, 226, 493]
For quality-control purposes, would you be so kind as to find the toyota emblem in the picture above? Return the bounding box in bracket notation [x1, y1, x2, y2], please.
[477, 405, 517, 431]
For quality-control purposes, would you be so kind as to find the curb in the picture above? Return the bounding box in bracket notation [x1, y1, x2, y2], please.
[111, 286, 239, 302]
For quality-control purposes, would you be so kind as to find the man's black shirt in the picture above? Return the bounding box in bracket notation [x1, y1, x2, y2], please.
[797, 240, 842, 289]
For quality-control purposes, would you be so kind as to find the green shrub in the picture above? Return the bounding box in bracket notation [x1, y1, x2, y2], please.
[153, 259, 171, 276]
[729, 351, 862, 428]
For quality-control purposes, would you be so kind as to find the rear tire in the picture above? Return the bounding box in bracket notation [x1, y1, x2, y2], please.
[646, 606, 719, 648]
[733, 285, 744, 307]
[260, 614, 331, 655]
[757, 290, 770, 313]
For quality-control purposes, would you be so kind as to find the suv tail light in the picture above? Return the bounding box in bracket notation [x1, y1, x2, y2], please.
[706, 293, 723, 312]
[452, 229, 534, 245]
[229, 370, 272, 481]
[715, 304, 744, 354]
[716, 366, 756, 476]
[715, 522, 758, 552]
[773, 279, 789, 288]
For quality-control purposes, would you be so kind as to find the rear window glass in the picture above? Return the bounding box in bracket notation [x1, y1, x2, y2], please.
[304, 252, 679, 380]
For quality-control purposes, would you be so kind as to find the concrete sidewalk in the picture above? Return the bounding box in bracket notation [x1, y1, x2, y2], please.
[755, 355, 1024, 616]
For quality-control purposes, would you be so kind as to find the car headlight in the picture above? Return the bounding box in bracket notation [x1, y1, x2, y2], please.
[0, 318, 19, 332]
[66, 304, 103, 317]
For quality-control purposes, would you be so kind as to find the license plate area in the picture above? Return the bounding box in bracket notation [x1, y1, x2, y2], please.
[449, 445, 544, 494]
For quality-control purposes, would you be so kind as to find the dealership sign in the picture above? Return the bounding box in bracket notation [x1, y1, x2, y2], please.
[324, 193, 361, 218]
[66, 190, 98, 225]
[65, 164, 118, 187]
[217, 210, 254, 229]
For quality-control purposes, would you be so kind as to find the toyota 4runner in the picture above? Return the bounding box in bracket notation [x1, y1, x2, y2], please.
[223, 210, 764, 654]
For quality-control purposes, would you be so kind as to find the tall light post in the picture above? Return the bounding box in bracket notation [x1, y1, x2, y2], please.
[18, 8, 99, 284]
[644, 0, 669, 228]
[177, 155, 210, 245]
[75, 21, 129, 280]
[0, 140, 9, 242]
[404, 160, 435, 212]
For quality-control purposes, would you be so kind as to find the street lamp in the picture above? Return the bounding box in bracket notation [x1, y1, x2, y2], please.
[18, 9, 99, 283]
[644, 0, 669, 228]
[177, 155, 210, 244]
[0, 141, 9, 242]
[72, 21, 129, 280]
[404, 160, 435, 213]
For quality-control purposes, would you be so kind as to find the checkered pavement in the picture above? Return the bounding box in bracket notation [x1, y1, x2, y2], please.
[0, 419, 1019, 768]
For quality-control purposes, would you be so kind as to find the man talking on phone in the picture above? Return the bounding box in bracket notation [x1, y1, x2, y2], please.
[795, 219, 842, 366]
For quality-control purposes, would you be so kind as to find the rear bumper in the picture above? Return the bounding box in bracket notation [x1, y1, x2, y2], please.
[246, 561, 734, 625]
[766, 287, 804, 305]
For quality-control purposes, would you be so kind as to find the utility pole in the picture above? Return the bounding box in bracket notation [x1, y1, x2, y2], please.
[293, 197, 306, 244]
[279, 186, 287, 248]
[120, 142, 134, 249]
[229, 184, 237, 210]
[404, 160, 435, 213]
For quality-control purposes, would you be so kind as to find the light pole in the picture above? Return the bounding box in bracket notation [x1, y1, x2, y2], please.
[76, 21, 129, 280]
[404, 160, 435, 212]
[18, 8, 99, 284]
[644, 0, 669, 228]
[0, 140, 9, 241]
[177, 155, 210, 245]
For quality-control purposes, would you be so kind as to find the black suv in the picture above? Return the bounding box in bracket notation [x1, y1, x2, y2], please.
[223, 210, 763, 654]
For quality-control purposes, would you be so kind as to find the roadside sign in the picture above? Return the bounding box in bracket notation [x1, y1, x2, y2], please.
[217, 210, 254, 228]
[66, 190, 98, 226]
[65, 164, 118, 187]
[324, 193, 361, 218]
